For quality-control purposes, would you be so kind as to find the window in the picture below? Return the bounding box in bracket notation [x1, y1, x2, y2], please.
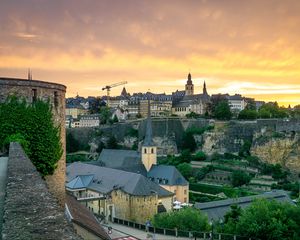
[32, 89, 37, 102]
[151, 148, 154, 154]
[144, 148, 147, 154]
[184, 198, 187, 203]
[184, 190, 187, 195]
[54, 91, 59, 107]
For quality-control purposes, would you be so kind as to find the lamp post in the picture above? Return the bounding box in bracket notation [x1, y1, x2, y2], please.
[209, 218, 214, 240]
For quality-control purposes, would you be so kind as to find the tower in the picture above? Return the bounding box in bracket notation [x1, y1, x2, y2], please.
[141, 98, 157, 171]
[185, 72, 194, 96]
[203, 81, 208, 95]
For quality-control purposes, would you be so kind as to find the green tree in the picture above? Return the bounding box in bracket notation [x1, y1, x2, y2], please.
[231, 170, 251, 187]
[194, 151, 207, 161]
[99, 106, 112, 124]
[214, 101, 232, 120]
[107, 135, 118, 149]
[179, 149, 192, 163]
[238, 109, 258, 120]
[152, 207, 209, 232]
[66, 132, 80, 153]
[182, 132, 197, 151]
[0, 97, 62, 176]
[227, 199, 300, 240]
[176, 163, 193, 179]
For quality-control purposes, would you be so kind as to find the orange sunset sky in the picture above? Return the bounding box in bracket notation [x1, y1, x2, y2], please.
[0, 0, 299, 106]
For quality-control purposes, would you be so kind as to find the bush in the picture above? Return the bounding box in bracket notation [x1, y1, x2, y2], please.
[231, 170, 251, 187]
[3, 133, 29, 154]
[0, 97, 62, 176]
[152, 207, 209, 231]
[194, 151, 207, 161]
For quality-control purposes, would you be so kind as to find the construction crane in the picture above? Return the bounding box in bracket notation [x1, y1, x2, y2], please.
[102, 81, 127, 107]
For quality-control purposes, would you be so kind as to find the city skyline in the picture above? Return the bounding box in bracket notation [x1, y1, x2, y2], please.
[0, 0, 300, 106]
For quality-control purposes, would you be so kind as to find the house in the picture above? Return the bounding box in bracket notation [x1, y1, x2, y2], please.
[66, 162, 174, 223]
[227, 94, 247, 112]
[66, 103, 89, 118]
[79, 114, 100, 127]
[194, 190, 294, 221]
[65, 194, 111, 240]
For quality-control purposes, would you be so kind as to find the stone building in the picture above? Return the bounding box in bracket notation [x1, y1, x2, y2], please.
[66, 162, 174, 223]
[0, 77, 66, 204]
[172, 73, 210, 116]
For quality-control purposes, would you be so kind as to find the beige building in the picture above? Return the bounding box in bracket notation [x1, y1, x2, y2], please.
[66, 162, 174, 223]
[66, 105, 89, 119]
[79, 114, 100, 127]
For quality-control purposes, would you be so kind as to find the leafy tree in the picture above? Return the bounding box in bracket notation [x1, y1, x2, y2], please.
[179, 149, 192, 163]
[0, 97, 62, 176]
[224, 199, 300, 240]
[238, 109, 258, 120]
[66, 132, 80, 153]
[107, 135, 118, 149]
[89, 97, 105, 114]
[152, 207, 209, 232]
[194, 151, 207, 161]
[181, 132, 197, 152]
[214, 101, 232, 120]
[206, 94, 228, 116]
[231, 170, 251, 187]
[186, 112, 201, 119]
[176, 163, 193, 179]
[99, 106, 112, 124]
[238, 140, 252, 157]
[245, 99, 256, 110]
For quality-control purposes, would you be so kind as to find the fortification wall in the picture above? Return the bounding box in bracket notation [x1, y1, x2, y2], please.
[2, 143, 80, 240]
[0, 77, 66, 204]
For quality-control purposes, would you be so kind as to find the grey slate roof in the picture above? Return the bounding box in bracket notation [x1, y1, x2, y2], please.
[194, 190, 294, 221]
[92, 149, 147, 175]
[66, 162, 173, 197]
[148, 165, 188, 186]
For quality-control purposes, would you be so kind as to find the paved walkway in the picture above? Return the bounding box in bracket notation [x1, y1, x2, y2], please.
[102, 222, 190, 240]
[0, 157, 8, 239]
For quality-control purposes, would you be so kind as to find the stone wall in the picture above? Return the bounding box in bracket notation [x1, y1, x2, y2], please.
[2, 142, 80, 240]
[0, 77, 66, 204]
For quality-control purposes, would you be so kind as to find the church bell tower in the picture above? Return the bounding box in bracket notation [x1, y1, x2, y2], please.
[185, 72, 194, 96]
[141, 98, 157, 171]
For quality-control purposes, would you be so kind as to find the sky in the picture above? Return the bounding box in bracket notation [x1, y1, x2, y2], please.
[0, 0, 299, 106]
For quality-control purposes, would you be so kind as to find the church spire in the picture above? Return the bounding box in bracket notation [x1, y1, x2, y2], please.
[203, 80, 208, 95]
[143, 97, 154, 146]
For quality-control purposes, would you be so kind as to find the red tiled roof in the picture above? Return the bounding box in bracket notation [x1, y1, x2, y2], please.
[66, 194, 111, 240]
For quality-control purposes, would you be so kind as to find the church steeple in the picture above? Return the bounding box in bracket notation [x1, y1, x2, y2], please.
[143, 98, 154, 146]
[141, 98, 157, 171]
[203, 81, 208, 95]
[185, 72, 194, 96]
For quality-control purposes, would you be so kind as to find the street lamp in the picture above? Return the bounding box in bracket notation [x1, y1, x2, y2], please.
[209, 218, 214, 240]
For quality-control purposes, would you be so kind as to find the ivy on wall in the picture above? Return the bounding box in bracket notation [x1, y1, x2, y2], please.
[0, 96, 62, 176]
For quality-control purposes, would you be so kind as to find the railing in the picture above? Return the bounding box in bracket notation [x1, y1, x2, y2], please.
[113, 217, 254, 240]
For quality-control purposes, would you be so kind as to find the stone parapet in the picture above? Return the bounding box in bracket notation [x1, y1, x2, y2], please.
[2, 142, 81, 240]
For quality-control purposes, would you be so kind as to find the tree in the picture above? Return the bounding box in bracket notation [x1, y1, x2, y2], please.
[107, 135, 118, 149]
[214, 101, 232, 120]
[194, 151, 207, 161]
[66, 132, 80, 153]
[231, 170, 251, 187]
[225, 199, 300, 240]
[0, 97, 62, 176]
[238, 109, 258, 120]
[152, 207, 209, 232]
[179, 149, 192, 163]
[181, 132, 197, 152]
[176, 163, 193, 179]
[99, 106, 112, 124]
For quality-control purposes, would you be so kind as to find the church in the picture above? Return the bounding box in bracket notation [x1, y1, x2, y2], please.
[171, 73, 210, 116]
[95, 99, 189, 203]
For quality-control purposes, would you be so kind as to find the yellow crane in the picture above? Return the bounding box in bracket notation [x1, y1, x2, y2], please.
[102, 81, 127, 107]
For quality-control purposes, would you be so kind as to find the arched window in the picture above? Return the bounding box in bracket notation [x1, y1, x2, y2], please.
[151, 148, 154, 154]
[144, 148, 147, 154]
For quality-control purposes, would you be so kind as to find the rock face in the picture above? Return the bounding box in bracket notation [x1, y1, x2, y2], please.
[251, 132, 300, 171]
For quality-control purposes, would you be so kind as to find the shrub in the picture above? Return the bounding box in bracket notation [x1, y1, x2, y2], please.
[0, 97, 62, 176]
[194, 151, 207, 161]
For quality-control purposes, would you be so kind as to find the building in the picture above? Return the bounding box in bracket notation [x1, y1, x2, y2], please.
[66, 103, 89, 118]
[227, 94, 247, 112]
[66, 194, 111, 240]
[92, 99, 189, 204]
[148, 165, 189, 203]
[172, 73, 210, 116]
[0, 77, 66, 204]
[79, 114, 100, 127]
[194, 190, 293, 221]
[66, 162, 174, 223]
